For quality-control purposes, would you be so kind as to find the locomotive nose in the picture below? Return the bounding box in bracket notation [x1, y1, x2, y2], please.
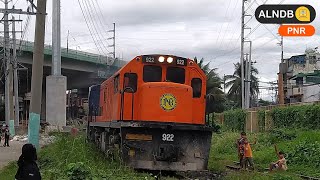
[139, 82, 193, 124]
[156, 144, 179, 161]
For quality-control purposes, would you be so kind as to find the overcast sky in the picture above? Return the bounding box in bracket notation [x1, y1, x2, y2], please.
[2, 0, 320, 101]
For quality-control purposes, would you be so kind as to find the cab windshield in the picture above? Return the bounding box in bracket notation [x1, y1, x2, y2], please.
[166, 67, 185, 84]
[143, 65, 162, 82]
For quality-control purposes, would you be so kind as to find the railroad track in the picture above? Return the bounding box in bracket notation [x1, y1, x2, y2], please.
[225, 162, 320, 180]
[147, 170, 222, 180]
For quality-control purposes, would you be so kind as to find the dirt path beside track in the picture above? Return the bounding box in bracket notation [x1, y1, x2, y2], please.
[0, 140, 24, 169]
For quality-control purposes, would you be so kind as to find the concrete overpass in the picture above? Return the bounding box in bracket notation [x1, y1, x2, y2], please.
[19, 40, 126, 88]
[1, 39, 127, 94]
[0, 39, 127, 121]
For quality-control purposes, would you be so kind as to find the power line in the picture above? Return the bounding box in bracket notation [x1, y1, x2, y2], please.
[89, 0, 111, 44]
[220, 0, 242, 50]
[93, 0, 112, 36]
[81, 0, 111, 54]
[12, 0, 19, 7]
[81, 0, 107, 53]
[245, 0, 257, 12]
[245, 23, 261, 38]
[77, 0, 104, 55]
[247, 6, 280, 42]
[217, 0, 233, 47]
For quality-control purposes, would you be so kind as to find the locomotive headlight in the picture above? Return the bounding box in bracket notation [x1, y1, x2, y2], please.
[158, 56, 165, 62]
[167, 57, 173, 63]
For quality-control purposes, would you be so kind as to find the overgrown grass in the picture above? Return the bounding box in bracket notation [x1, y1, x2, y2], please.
[0, 134, 155, 180]
[209, 129, 320, 179]
[2, 130, 320, 179]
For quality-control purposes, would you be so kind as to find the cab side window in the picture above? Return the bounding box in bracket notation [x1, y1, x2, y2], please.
[124, 73, 138, 93]
[114, 75, 119, 93]
[191, 78, 202, 98]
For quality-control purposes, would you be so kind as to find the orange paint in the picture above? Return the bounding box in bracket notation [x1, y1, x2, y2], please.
[278, 25, 315, 36]
[95, 55, 207, 125]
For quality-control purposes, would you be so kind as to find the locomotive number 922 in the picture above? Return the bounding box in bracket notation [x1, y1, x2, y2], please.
[87, 54, 213, 171]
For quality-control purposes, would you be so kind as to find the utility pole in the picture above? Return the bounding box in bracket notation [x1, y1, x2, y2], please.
[13, 16, 20, 129]
[244, 54, 249, 108]
[248, 41, 252, 108]
[113, 23, 115, 59]
[1, 1, 36, 135]
[223, 74, 226, 94]
[108, 23, 116, 59]
[245, 41, 252, 109]
[240, 0, 246, 109]
[2, 0, 16, 135]
[29, 0, 47, 149]
[4, 0, 10, 125]
[46, 0, 67, 130]
[281, 36, 284, 63]
[278, 35, 285, 104]
[9, 44, 14, 135]
[1, 0, 37, 135]
[67, 30, 69, 53]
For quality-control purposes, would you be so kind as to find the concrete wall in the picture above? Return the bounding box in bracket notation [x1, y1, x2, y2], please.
[46, 76, 67, 127]
[246, 111, 258, 133]
[302, 84, 320, 102]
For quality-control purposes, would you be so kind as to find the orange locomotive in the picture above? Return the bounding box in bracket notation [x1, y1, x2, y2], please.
[87, 54, 213, 171]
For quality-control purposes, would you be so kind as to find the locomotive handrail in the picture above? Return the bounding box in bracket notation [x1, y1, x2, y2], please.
[120, 87, 135, 121]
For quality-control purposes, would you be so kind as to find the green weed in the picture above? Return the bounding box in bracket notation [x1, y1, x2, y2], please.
[0, 134, 154, 180]
[209, 130, 320, 179]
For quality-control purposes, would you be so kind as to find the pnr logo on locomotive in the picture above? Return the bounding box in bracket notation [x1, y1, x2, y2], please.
[160, 94, 177, 111]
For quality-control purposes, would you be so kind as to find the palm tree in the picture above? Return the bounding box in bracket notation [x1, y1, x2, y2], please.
[195, 57, 224, 113]
[225, 62, 259, 107]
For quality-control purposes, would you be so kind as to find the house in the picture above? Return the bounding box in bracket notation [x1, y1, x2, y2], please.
[278, 48, 320, 103]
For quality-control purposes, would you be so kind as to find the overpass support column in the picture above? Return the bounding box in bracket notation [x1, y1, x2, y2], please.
[46, 76, 66, 129]
[45, 0, 66, 130]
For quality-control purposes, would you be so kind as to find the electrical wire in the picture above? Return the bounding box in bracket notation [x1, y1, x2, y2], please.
[77, 0, 104, 55]
[89, 0, 111, 44]
[93, 0, 112, 36]
[82, 0, 111, 54]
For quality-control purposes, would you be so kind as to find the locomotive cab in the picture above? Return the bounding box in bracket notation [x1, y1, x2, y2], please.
[117, 55, 207, 125]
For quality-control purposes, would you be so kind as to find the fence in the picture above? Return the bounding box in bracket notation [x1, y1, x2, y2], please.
[248, 100, 320, 111]
[213, 111, 269, 133]
[212, 101, 320, 132]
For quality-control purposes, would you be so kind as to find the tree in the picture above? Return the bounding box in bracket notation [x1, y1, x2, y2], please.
[257, 98, 272, 106]
[195, 57, 224, 113]
[225, 62, 259, 107]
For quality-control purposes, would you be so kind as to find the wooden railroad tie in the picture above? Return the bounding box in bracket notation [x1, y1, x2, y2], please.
[297, 174, 320, 180]
[226, 165, 240, 171]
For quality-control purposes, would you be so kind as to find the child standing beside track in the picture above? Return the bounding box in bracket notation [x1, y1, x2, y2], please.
[236, 132, 247, 169]
[243, 137, 257, 170]
[3, 125, 10, 147]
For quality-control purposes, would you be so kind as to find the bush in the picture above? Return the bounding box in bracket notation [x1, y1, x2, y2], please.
[269, 129, 297, 141]
[258, 129, 297, 145]
[67, 162, 91, 180]
[271, 105, 320, 129]
[287, 141, 320, 168]
[206, 113, 222, 133]
[224, 109, 246, 131]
